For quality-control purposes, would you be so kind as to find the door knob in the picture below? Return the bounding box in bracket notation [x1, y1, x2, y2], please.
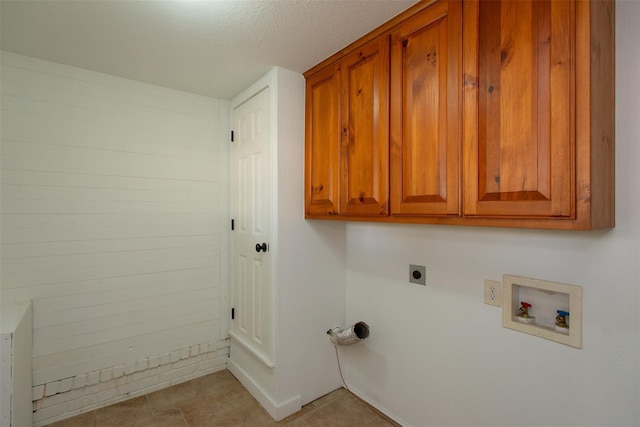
[255, 243, 268, 253]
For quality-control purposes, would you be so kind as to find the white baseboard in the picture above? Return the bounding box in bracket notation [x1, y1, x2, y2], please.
[227, 357, 301, 421]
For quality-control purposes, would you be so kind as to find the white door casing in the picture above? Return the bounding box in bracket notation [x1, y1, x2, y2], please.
[230, 87, 273, 366]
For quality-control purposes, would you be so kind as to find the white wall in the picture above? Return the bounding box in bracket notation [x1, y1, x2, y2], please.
[0, 52, 230, 424]
[273, 67, 346, 407]
[342, 3, 640, 426]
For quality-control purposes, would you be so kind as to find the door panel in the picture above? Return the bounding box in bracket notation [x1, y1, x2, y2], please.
[390, 0, 462, 216]
[231, 88, 272, 362]
[463, 0, 574, 218]
[305, 65, 341, 217]
[340, 35, 390, 216]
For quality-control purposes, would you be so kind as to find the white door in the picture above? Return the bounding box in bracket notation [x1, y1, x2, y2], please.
[230, 88, 273, 363]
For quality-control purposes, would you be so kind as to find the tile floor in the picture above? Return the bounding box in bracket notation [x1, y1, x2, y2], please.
[45, 370, 400, 427]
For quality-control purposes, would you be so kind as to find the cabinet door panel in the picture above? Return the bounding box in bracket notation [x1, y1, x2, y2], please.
[340, 36, 390, 216]
[463, 0, 574, 218]
[390, 0, 461, 216]
[305, 64, 341, 217]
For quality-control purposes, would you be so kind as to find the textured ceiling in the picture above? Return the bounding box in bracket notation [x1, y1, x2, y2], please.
[0, 0, 418, 100]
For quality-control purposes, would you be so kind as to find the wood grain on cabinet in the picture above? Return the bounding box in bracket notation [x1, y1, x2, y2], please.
[390, 0, 462, 216]
[463, 0, 574, 218]
[461, 0, 614, 229]
[340, 36, 390, 216]
[305, 36, 390, 218]
[305, 63, 341, 217]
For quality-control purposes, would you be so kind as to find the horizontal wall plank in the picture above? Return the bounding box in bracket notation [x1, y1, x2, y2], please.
[1, 108, 218, 153]
[29, 266, 220, 309]
[2, 256, 217, 290]
[1, 184, 218, 204]
[34, 284, 220, 327]
[1, 170, 217, 192]
[33, 298, 219, 356]
[35, 293, 220, 339]
[2, 245, 219, 274]
[1, 138, 220, 182]
[32, 320, 221, 385]
[0, 214, 218, 235]
[1, 220, 219, 243]
[1, 235, 218, 259]
[0, 198, 219, 215]
[0, 101, 216, 151]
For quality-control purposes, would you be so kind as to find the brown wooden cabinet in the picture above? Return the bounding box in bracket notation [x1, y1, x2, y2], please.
[305, 36, 389, 217]
[464, 0, 574, 219]
[462, 0, 614, 229]
[305, 63, 341, 217]
[390, 0, 462, 217]
[340, 36, 390, 216]
[304, 0, 614, 230]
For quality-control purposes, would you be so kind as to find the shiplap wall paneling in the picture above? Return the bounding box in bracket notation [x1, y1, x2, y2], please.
[0, 52, 228, 392]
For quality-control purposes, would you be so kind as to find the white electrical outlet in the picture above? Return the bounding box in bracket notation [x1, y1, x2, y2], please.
[484, 279, 502, 307]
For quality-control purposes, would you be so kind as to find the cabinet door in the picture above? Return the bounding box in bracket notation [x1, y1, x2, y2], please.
[305, 63, 341, 217]
[463, 0, 574, 218]
[340, 36, 390, 216]
[390, 0, 462, 216]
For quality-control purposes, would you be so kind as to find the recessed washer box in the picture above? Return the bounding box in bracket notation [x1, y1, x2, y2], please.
[502, 274, 582, 349]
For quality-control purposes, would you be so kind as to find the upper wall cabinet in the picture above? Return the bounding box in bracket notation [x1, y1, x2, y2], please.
[305, 36, 389, 217]
[464, 0, 574, 219]
[304, 0, 614, 230]
[462, 0, 614, 229]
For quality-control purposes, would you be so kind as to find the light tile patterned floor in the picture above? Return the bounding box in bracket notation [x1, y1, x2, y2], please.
[45, 370, 400, 427]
